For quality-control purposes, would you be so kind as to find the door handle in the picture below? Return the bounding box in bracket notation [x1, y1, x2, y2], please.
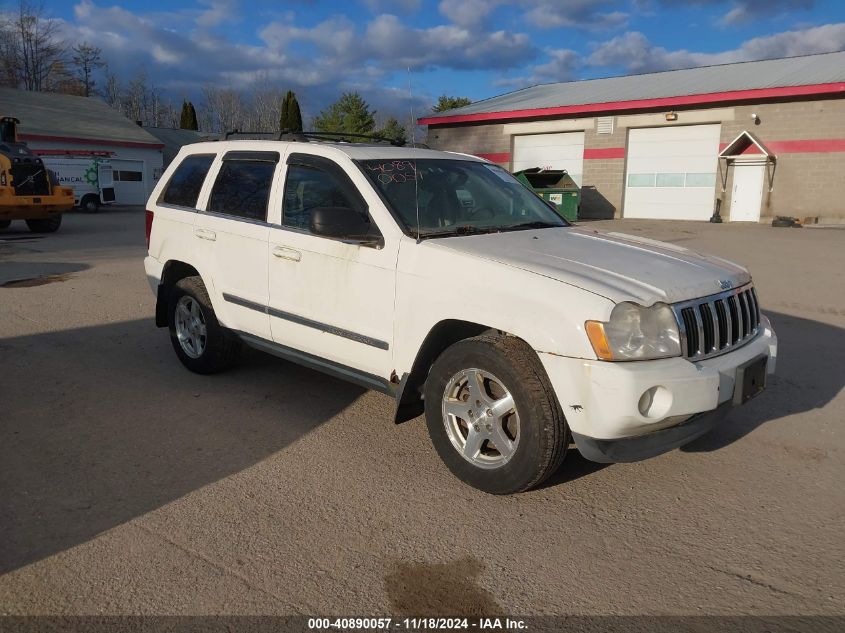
[273, 246, 301, 262]
[195, 228, 217, 241]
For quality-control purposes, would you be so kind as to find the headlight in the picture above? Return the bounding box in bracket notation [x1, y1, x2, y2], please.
[585, 302, 681, 361]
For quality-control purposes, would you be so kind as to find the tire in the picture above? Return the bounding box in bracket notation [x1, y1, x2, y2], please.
[81, 195, 100, 213]
[424, 333, 568, 494]
[25, 216, 62, 233]
[771, 217, 794, 227]
[167, 276, 240, 374]
[0, 219, 10, 230]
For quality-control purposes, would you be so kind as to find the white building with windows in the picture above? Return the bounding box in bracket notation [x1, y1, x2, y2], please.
[0, 88, 164, 206]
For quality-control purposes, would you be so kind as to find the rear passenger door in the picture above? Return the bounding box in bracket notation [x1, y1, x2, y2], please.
[193, 150, 279, 340]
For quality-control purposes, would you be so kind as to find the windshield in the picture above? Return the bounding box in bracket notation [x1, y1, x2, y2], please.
[360, 159, 568, 238]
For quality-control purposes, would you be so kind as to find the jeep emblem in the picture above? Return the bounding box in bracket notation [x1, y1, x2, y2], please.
[718, 279, 732, 290]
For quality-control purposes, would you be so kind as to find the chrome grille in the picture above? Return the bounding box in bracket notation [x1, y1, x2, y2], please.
[672, 285, 761, 360]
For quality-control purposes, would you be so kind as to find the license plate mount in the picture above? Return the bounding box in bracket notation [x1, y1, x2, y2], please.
[734, 354, 768, 405]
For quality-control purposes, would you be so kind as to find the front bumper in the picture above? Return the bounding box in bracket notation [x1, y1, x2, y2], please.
[571, 402, 732, 463]
[538, 316, 777, 460]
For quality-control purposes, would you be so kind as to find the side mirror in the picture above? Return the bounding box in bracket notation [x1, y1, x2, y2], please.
[310, 206, 374, 242]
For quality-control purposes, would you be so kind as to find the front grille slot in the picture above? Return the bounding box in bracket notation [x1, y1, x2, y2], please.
[714, 299, 728, 348]
[727, 295, 740, 344]
[680, 307, 699, 356]
[699, 304, 715, 353]
[674, 284, 761, 360]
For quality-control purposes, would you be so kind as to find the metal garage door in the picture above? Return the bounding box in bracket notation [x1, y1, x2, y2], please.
[513, 132, 584, 185]
[110, 159, 147, 205]
[624, 125, 720, 220]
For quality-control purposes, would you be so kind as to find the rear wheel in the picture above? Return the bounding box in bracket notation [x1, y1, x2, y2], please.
[167, 276, 240, 374]
[81, 195, 100, 213]
[0, 219, 10, 230]
[25, 216, 62, 233]
[424, 333, 568, 494]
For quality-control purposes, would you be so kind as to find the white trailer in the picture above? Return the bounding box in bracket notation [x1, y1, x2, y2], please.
[41, 156, 116, 212]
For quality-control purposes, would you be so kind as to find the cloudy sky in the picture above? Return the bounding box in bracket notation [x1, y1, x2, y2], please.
[46, 0, 845, 119]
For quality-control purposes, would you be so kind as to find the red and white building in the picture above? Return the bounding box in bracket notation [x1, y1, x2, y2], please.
[420, 52, 845, 223]
[0, 88, 164, 205]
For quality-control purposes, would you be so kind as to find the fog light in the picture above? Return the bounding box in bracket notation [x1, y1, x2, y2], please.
[638, 386, 673, 419]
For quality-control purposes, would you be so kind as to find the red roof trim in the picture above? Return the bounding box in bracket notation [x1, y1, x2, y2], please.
[19, 133, 164, 150]
[584, 147, 625, 159]
[418, 82, 845, 125]
[475, 152, 511, 163]
[719, 138, 845, 154]
[766, 139, 845, 153]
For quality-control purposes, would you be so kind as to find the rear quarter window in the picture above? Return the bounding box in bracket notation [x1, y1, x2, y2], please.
[160, 154, 215, 208]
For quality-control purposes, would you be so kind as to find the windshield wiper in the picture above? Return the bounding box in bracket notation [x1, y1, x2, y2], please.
[501, 221, 565, 232]
[418, 225, 498, 239]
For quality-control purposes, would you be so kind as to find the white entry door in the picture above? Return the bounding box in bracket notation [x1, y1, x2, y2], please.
[730, 164, 765, 222]
[512, 132, 585, 185]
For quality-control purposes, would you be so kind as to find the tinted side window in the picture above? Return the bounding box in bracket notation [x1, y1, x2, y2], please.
[282, 164, 361, 231]
[208, 160, 275, 221]
[160, 154, 214, 208]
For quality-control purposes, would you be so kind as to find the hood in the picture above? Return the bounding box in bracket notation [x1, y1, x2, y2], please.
[431, 227, 751, 305]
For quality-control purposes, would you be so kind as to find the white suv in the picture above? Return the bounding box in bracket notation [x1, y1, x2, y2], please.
[144, 140, 777, 494]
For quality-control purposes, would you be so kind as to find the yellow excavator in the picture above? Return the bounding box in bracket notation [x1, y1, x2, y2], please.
[0, 116, 74, 233]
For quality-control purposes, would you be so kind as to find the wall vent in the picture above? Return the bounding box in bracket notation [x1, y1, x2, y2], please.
[597, 116, 614, 134]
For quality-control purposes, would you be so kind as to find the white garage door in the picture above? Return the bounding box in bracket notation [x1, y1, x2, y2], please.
[111, 159, 147, 205]
[624, 125, 720, 220]
[513, 132, 584, 185]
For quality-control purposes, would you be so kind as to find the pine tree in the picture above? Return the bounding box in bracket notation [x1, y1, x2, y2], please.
[376, 117, 406, 144]
[313, 92, 375, 141]
[433, 95, 472, 112]
[179, 100, 190, 129]
[279, 90, 303, 132]
[186, 101, 199, 130]
[288, 93, 303, 132]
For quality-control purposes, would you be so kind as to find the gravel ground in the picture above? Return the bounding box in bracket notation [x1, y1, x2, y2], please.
[0, 208, 843, 619]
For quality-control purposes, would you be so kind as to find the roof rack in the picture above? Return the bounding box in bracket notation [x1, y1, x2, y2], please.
[279, 129, 408, 147]
[222, 128, 411, 147]
[222, 130, 277, 141]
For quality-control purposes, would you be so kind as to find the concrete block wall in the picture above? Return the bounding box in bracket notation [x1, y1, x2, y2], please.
[427, 124, 509, 165]
[425, 96, 845, 222]
[720, 99, 845, 221]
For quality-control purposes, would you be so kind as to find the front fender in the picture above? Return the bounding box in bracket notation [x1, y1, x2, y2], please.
[393, 238, 613, 377]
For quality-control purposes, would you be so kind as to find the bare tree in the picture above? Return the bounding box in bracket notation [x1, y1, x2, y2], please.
[123, 72, 149, 122]
[7, 0, 66, 91]
[250, 87, 284, 132]
[102, 70, 122, 109]
[159, 99, 180, 129]
[0, 19, 19, 88]
[71, 41, 105, 97]
[202, 85, 245, 134]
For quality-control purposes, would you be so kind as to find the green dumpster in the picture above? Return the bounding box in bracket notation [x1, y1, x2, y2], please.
[514, 167, 580, 222]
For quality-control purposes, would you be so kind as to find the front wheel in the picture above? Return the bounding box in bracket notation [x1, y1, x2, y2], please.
[167, 276, 240, 374]
[424, 333, 568, 494]
[26, 216, 62, 233]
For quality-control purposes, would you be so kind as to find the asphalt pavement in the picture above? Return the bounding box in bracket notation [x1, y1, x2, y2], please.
[0, 208, 843, 619]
